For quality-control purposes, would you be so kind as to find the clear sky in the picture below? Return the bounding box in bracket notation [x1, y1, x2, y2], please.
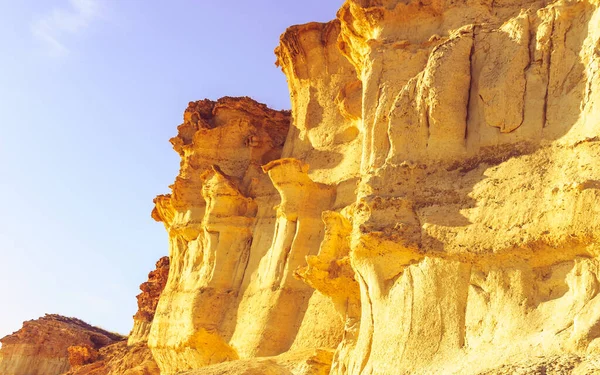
[0, 0, 342, 339]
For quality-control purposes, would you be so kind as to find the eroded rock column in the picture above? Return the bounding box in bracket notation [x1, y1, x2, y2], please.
[148, 98, 290, 374]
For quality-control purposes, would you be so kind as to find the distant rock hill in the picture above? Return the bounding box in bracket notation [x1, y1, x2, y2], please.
[0, 314, 124, 375]
[0, 257, 169, 375]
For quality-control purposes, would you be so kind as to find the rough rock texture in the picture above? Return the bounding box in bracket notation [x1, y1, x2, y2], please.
[148, 96, 347, 374]
[61, 342, 159, 375]
[68, 346, 100, 368]
[129, 256, 170, 345]
[147, 0, 600, 374]
[323, 0, 600, 373]
[0, 315, 124, 375]
[179, 349, 334, 375]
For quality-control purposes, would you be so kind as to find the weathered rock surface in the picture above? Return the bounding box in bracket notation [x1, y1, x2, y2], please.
[61, 342, 159, 375]
[178, 349, 334, 375]
[129, 256, 170, 345]
[0, 314, 124, 375]
[147, 96, 346, 374]
[147, 0, 600, 374]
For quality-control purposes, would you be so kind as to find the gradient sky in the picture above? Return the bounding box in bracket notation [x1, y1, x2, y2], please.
[0, 0, 343, 339]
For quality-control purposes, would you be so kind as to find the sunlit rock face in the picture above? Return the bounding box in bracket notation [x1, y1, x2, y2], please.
[148, 96, 342, 374]
[148, 0, 600, 374]
[326, 0, 600, 373]
[0, 315, 123, 375]
[5, 0, 599, 374]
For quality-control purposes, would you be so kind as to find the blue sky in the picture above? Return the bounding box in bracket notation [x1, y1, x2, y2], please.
[0, 0, 342, 339]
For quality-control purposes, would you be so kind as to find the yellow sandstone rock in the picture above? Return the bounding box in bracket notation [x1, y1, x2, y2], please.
[148, 97, 347, 374]
[147, 0, 600, 373]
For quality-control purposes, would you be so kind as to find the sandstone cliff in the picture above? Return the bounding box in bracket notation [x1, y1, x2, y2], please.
[148, 0, 600, 374]
[0, 315, 124, 375]
[147, 96, 348, 373]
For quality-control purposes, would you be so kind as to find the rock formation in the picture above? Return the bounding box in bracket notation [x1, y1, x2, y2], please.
[148, 0, 600, 373]
[147, 96, 347, 373]
[62, 342, 159, 375]
[0, 315, 124, 375]
[129, 256, 170, 346]
[5, 0, 600, 373]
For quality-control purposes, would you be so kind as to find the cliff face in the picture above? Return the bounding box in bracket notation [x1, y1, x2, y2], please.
[0, 315, 124, 375]
[324, 0, 600, 373]
[149, 0, 600, 374]
[147, 96, 346, 373]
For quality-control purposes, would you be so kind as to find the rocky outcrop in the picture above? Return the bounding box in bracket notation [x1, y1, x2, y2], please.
[68, 346, 99, 368]
[61, 255, 169, 375]
[323, 0, 600, 373]
[147, 96, 301, 374]
[129, 256, 170, 345]
[61, 342, 159, 375]
[0, 253, 168, 375]
[0, 315, 124, 375]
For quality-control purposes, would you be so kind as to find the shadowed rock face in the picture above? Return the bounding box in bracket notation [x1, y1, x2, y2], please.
[129, 257, 170, 346]
[0, 315, 124, 375]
